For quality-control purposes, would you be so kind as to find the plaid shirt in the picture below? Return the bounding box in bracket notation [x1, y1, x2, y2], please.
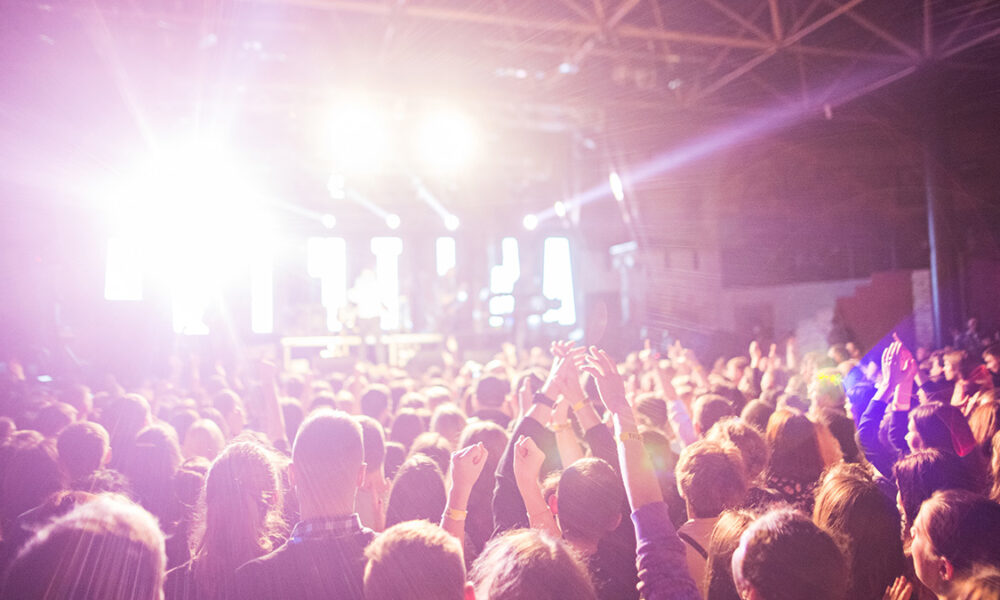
[289, 514, 367, 544]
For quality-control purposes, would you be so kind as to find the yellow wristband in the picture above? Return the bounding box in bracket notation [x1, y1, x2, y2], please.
[571, 400, 587, 412]
[444, 507, 467, 521]
[550, 421, 572, 433]
[618, 431, 642, 443]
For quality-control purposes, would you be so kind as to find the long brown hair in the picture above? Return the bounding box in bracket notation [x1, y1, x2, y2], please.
[189, 441, 285, 600]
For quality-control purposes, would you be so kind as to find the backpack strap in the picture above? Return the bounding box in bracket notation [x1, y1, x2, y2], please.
[677, 531, 708, 560]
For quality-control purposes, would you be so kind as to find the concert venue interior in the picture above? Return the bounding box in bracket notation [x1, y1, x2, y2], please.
[2, 3, 1000, 600]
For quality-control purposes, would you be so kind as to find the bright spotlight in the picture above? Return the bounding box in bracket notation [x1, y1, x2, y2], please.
[416, 109, 477, 172]
[554, 201, 567, 218]
[609, 171, 625, 202]
[329, 101, 390, 174]
[327, 173, 346, 199]
[444, 214, 460, 231]
[386, 213, 401, 230]
[523, 214, 538, 231]
[321, 214, 337, 229]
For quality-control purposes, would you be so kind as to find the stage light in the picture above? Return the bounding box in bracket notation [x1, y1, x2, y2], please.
[386, 213, 401, 230]
[307, 237, 348, 332]
[327, 173, 346, 199]
[609, 171, 625, 202]
[371, 237, 403, 330]
[542, 237, 576, 326]
[104, 237, 143, 301]
[523, 214, 538, 230]
[554, 201, 567, 218]
[321, 214, 337, 229]
[444, 214, 460, 231]
[416, 109, 477, 172]
[436, 237, 456, 277]
[329, 101, 390, 174]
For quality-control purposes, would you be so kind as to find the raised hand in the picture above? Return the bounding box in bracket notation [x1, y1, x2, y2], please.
[513, 435, 547, 486]
[542, 341, 586, 399]
[749, 340, 763, 367]
[450, 442, 488, 493]
[582, 346, 630, 420]
[882, 576, 913, 600]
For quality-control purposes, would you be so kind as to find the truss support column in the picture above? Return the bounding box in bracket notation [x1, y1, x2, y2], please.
[923, 72, 956, 347]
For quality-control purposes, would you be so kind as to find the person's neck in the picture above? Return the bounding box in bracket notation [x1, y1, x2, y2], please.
[564, 533, 599, 557]
[298, 497, 357, 522]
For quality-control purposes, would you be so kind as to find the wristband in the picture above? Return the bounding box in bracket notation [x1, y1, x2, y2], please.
[532, 391, 555, 408]
[444, 507, 467, 521]
[571, 399, 587, 412]
[550, 421, 572, 433]
[617, 431, 642, 443]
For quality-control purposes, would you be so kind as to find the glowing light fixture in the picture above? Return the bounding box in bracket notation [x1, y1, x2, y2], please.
[523, 214, 538, 231]
[609, 171, 625, 202]
[554, 201, 567, 218]
[321, 214, 337, 229]
[329, 101, 390, 174]
[542, 237, 576, 326]
[444, 214, 460, 231]
[436, 237, 456, 276]
[386, 213, 401, 230]
[416, 109, 477, 172]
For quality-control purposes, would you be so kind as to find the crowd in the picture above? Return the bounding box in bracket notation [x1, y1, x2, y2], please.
[2, 327, 1000, 600]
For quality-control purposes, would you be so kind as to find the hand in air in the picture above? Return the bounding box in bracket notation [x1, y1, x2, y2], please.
[450, 442, 488, 492]
[882, 576, 913, 600]
[581, 346, 630, 419]
[513, 435, 546, 485]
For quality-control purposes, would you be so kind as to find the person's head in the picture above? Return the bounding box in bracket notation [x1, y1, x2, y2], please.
[385, 454, 447, 528]
[182, 418, 226, 461]
[675, 440, 748, 519]
[470, 529, 597, 600]
[818, 410, 862, 463]
[458, 420, 509, 496]
[2, 495, 165, 600]
[409, 432, 452, 475]
[281, 398, 305, 446]
[984, 345, 1000, 375]
[911, 490, 1000, 598]
[893, 449, 981, 533]
[1, 431, 65, 522]
[384, 441, 406, 481]
[291, 409, 365, 516]
[431, 404, 467, 449]
[809, 369, 846, 416]
[364, 520, 471, 600]
[764, 410, 824, 485]
[357, 415, 387, 480]
[361, 385, 392, 424]
[555, 458, 624, 544]
[34, 402, 77, 437]
[193, 441, 284, 580]
[101, 393, 151, 463]
[944, 351, 966, 382]
[705, 417, 769, 483]
[58, 384, 93, 421]
[732, 508, 848, 600]
[424, 386, 454, 413]
[693, 394, 736, 437]
[706, 509, 760, 600]
[389, 409, 427, 451]
[970, 402, 1000, 458]
[122, 423, 183, 523]
[57, 421, 110, 482]
[908, 401, 978, 456]
[845, 381, 877, 426]
[634, 394, 668, 430]
[813, 463, 905, 600]
[740, 400, 774, 434]
[212, 389, 246, 439]
[475, 376, 510, 410]
[727, 357, 750, 384]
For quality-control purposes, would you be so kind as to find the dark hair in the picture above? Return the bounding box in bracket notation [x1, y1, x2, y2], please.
[384, 441, 406, 481]
[813, 464, 905, 600]
[556, 457, 624, 542]
[893, 449, 980, 531]
[364, 521, 465, 600]
[34, 402, 77, 437]
[357, 415, 387, 474]
[705, 509, 759, 600]
[459, 421, 509, 555]
[122, 423, 183, 525]
[740, 400, 774, 434]
[1, 431, 65, 522]
[734, 508, 847, 600]
[705, 417, 768, 483]
[818, 410, 862, 463]
[361, 385, 392, 421]
[920, 490, 1000, 576]
[385, 455, 446, 528]
[634, 394, 668, 429]
[409, 432, 451, 475]
[676, 440, 747, 518]
[694, 394, 736, 436]
[389, 409, 426, 451]
[475, 376, 510, 408]
[470, 529, 597, 600]
[764, 410, 824, 485]
[2, 496, 165, 600]
[292, 409, 364, 505]
[101, 393, 151, 469]
[969, 402, 1000, 460]
[57, 421, 110, 482]
[281, 398, 305, 446]
[910, 401, 977, 457]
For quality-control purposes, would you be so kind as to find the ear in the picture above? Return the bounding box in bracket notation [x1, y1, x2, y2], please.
[357, 462, 368, 489]
[288, 462, 298, 489]
[549, 493, 558, 515]
[463, 582, 477, 600]
[742, 585, 761, 600]
[102, 447, 112, 467]
[940, 557, 956, 582]
[609, 512, 622, 531]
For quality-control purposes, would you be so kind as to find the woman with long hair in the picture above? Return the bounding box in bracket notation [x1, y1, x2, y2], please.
[165, 441, 286, 600]
[764, 410, 826, 512]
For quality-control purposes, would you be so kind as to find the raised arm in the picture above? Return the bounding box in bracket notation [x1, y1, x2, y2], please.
[441, 442, 488, 549]
[512, 435, 561, 538]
